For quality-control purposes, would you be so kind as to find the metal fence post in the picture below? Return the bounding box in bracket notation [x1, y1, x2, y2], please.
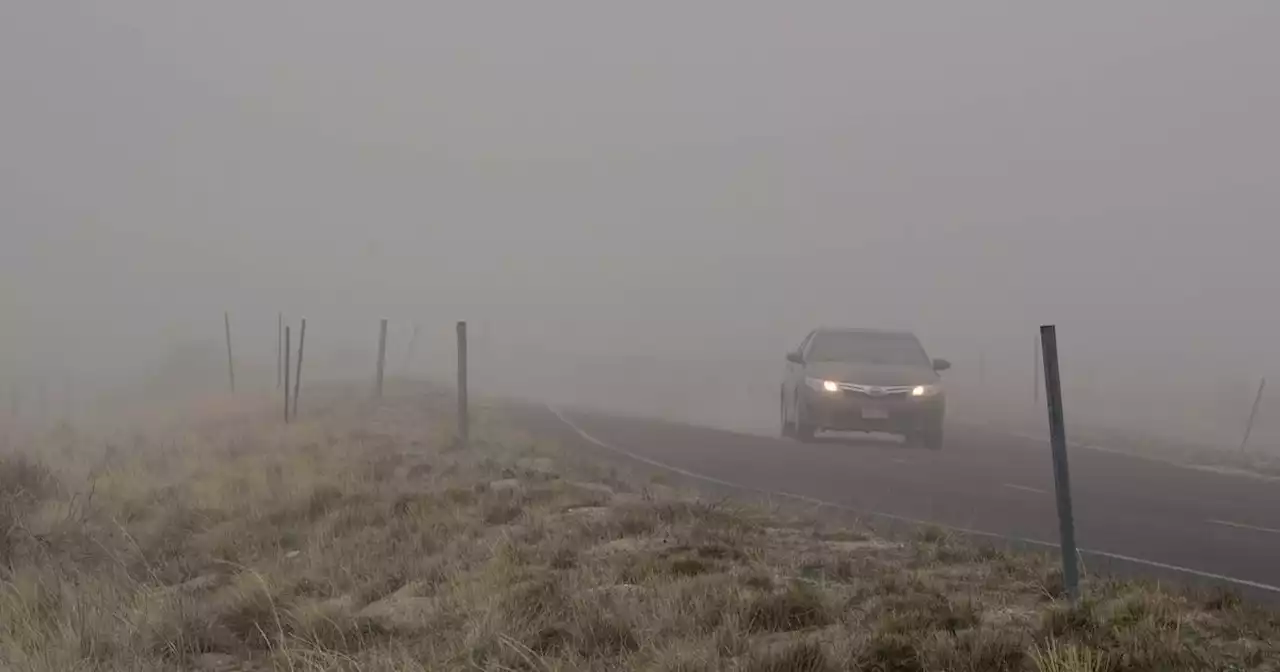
[284, 326, 292, 423]
[1242, 377, 1266, 452]
[457, 320, 469, 447]
[293, 318, 307, 418]
[375, 318, 388, 398]
[224, 311, 235, 393]
[1041, 324, 1080, 600]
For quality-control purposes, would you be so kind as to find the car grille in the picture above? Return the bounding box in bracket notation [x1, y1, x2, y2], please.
[835, 382, 914, 400]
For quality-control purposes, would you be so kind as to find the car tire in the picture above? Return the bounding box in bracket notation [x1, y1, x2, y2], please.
[793, 401, 816, 442]
[780, 388, 794, 437]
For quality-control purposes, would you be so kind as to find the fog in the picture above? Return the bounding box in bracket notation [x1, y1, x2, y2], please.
[4, 3, 1280, 449]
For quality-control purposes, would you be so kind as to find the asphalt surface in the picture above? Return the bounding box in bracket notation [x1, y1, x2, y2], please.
[504, 401, 1280, 599]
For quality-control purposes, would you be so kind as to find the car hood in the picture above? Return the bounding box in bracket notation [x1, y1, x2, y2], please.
[804, 361, 938, 387]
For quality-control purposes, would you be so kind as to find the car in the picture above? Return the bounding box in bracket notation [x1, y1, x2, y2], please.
[780, 327, 950, 449]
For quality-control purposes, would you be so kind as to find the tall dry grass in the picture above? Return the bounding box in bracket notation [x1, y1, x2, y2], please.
[0, 387, 1276, 671]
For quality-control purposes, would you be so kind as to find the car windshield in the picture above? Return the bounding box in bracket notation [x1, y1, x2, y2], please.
[807, 331, 930, 366]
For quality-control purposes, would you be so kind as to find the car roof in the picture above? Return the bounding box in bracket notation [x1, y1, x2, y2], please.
[813, 327, 919, 339]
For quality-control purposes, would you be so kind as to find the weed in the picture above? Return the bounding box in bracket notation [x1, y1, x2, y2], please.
[743, 581, 833, 633]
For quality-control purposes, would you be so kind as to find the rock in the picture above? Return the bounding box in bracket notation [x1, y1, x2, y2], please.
[284, 550, 301, 560]
[568, 481, 616, 498]
[488, 478, 522, 492]
[357, 596, 440, 631]
[563, 506, 611, 521]
[823, 539, 901, 553]
[517, 457, 556, 473]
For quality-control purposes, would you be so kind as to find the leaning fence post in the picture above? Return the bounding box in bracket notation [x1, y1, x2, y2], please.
[1041, 324, 1080, 600]
[457, 320, 469, 447]
[1241, 377, 1266, 452]
[293, 318, 307, 418]
[224, 311, 236, 393]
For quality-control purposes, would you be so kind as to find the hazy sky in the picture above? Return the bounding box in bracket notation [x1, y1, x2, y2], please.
[4, 2, 1280, 388]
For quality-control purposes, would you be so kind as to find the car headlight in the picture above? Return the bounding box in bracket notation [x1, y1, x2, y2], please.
[911, 384, 942, 398]
[805, 377, 841, 392]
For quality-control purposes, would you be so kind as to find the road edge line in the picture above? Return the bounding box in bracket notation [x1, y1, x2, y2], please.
[956, 419, 1280, 483]
[547, 404, 1280, 595]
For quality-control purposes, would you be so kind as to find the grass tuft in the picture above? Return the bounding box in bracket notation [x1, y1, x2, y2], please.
[743, 581, 833, 633]
[1029, 638, 1108, 672]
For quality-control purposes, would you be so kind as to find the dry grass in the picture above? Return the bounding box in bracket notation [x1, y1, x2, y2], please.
[1, 388, 1278, 671]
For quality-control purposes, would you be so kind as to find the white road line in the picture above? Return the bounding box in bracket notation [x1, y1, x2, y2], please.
[1002, 483, 1049, 495]
[547, 404, 1280, 595]
[1208, 519, 1280, 536]
[1002, 429, 1130, 457]
[981, 424, 1280, 482]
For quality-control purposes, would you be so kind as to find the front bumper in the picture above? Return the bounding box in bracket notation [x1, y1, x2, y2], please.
[800, 388, 944, 433]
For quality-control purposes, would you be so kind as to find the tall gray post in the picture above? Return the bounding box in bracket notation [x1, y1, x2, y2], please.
[1041, 324, 1080, 600]
[224, 312, 235, 393]
[1241, 377, 1266, 452]
[457, 320, 469, 447]
[293, 318, 307, 418]
[284, 326, 292, 423]
[375, 318, 388, 398]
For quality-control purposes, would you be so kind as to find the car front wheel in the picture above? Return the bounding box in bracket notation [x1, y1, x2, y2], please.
[780, 388, 794, 437]
[793, 400, 816, 442]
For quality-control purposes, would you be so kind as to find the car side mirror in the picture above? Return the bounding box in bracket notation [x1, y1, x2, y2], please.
[786, 351, 804, 364]
[932, 358, 951, 372]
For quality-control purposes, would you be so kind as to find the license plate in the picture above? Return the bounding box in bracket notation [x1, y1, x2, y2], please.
[861, 408, 890, 420]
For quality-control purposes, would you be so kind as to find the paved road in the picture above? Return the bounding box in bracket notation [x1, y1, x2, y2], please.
[505, 401, 1280, 598]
